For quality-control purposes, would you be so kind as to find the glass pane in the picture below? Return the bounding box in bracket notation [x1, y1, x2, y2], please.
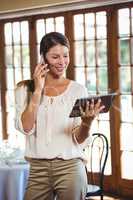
[13, 22, 20, 44]
[4, 23, 12, 45]
[86, 140, 111, 175]
[36, 19, 45, 43]
[46, 18, 54, 33]
[21, 21, 29, 44]
[119, 39, 130, 65]
[96, 12, 107, 39]
[23, 68, 31, 80]
[5, 46, 13, 65]
[86, 40, 96, 66]
[98, 67, 108, 92]
[96, 12, 106, 26]
[105, 149, 112, 175]
[55, 17, 64, 34]
[120, 95, 133, 123]
[97, 26, 107, 39]
[90, 119, 110, 140]
[0, 111, 2, 140]
[119, 67, 131, 93]
[121, 151, 133, 179]
[22, 45, 30, 66]
[6, 90, 15, 112]
[99, 121, 110, 142]
[74, 14, 84, 40]
[85, 13, 95, 26]
[132, 8, 133, 35]
[7, 112, 16, 135]
[87, 147, 103, 172]
[6, 68, 14, 90]
[85, 13, 95, 40]
[90, 119, 99, 133]
[131, 38, 133, 64]
[15, 68, 22, 84]
[14, 45, 21, 67]
[118, 9, 130, 36]
[120, 123, 133, 150]
[97, 40, 107, 65]
[75, 68, 86, 86]
[99, 112, 109, 121]
[86, 27, 95, 40]
[89, 120, 111, 175]
[74, 41, 84, 66]
[86, 68, 96, 93]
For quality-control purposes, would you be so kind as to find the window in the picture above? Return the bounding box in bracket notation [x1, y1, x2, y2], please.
[4, 21, 30, 148]
[73, 11, 111, 175]
[118, 8, 133, 180]
[36, 16, 64, 61]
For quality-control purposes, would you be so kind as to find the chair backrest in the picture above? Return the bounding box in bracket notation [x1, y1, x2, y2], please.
[85, 133, 109, 196]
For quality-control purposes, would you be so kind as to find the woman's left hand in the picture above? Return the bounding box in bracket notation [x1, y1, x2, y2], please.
[80, 99, 105, 123]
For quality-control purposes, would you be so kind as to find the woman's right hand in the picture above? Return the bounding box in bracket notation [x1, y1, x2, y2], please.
[33, 63, 49, 92]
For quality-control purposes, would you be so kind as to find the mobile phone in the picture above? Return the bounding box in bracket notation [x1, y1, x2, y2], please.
[40, 54, 45, 65]
[40, 54, 50, 68]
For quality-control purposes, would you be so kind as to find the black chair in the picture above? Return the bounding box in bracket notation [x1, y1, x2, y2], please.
[85, 133, 109, 200]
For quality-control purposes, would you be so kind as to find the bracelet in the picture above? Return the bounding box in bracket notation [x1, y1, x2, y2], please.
[81, 121, 89, 128]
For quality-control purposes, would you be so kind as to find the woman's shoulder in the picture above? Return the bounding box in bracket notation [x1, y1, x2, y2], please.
[71, 80, 87, 90]
[69, 80, 88, 98]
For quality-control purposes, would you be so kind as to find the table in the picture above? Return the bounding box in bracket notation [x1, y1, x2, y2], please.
[0, 163, 29, 200]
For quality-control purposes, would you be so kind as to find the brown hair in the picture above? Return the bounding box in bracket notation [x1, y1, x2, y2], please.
[40, 31, 70, 61]
[17, 32, 70, 92]
[16, 79, 34, 92]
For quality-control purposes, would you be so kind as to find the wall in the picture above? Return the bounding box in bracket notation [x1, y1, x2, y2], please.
[0, 0, 132, 13]
[0, 0, 86, 13]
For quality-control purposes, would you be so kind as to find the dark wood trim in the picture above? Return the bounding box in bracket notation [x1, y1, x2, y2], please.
[64, 12, 75, 80]
[29, 18, 37, 76]
[107, 8, 121, 194]
[0, 21, 8, 139]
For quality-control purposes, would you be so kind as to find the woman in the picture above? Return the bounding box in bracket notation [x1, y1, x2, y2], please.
[15, 32, 104, 200]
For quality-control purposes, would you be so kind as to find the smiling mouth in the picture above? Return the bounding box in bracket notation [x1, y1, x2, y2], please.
[56, 68, 65, 72]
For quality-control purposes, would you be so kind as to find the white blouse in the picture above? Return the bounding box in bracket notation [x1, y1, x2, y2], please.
[15, 80, 91, 162]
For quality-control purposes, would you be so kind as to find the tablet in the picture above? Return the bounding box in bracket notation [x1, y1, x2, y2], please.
[69, 93, 117, 118]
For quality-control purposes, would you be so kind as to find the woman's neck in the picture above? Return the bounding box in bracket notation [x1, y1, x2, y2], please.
[45, 73, 66, 86]
[43, 73, 70, 96]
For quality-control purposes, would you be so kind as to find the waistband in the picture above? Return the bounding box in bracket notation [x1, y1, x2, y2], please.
[25, 156, 82, 163]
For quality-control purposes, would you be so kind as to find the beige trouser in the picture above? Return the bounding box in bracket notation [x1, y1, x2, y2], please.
[24, 158, 87, 200]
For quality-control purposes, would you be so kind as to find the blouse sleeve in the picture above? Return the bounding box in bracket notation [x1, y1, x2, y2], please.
[15, 85, 35, 135]
[72, 85, 91, 148]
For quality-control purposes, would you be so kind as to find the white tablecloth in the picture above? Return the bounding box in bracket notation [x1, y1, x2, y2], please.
[0, 163, 29, 200]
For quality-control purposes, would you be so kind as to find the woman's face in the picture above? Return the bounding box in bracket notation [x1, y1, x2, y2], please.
[45, 44, 70, 78]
